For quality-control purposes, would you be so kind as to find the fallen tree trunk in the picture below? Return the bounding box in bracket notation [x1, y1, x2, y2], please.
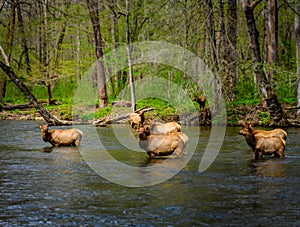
[2, 103, 34, 110]
[1, 100, 51, 110]
[0, 60, 71, 126]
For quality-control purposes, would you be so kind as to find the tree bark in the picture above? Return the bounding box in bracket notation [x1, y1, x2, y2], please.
[0, 0, 16, 103]
[16, 0, 31, 73]
[108, 0, 119, 97]
[296, 0, 300, 115]
[205, 0, 218, 72]
[266, 0, 278, 81]
[241, 0, 286, 125]
[86, 0, 108, 108]
[223, 0, 237, 101]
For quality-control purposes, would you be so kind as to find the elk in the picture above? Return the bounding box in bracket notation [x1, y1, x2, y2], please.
[239, 121, 286, 159]
[146, 120, 181, 134]
[240, 121, 287, 140]
[129, 110, 145, 129]
[137, 125, 188, 158]
[192, 94, 206, 110]
[39, 125, 83, 147]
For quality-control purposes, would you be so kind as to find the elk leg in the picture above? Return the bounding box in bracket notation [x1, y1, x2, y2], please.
[276, 148, 285, 158]
[74, 140, 80, 146]
[174, 142, 184, 158]
[147, 151, 156, 159]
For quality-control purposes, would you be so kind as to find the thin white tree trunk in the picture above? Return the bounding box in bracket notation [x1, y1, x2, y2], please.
[126, 0, 136, 112]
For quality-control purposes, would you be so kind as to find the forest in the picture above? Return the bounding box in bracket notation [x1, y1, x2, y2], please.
[0, 0, 299, 126]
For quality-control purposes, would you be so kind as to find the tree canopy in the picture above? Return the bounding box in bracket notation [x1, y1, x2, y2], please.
[0, 0, 298, 125]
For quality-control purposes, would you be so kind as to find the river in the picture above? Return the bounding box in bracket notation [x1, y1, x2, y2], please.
[0, 121, 299, 226]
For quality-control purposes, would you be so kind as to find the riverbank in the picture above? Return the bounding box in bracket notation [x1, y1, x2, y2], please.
[0, 102, 299, 127]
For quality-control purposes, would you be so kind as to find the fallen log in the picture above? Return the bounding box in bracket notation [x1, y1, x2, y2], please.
[2, 103, 33, 110]
[0, 46, 67, 126]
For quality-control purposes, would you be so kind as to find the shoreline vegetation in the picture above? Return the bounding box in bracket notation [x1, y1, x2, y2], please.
[1, 99, 299, 127]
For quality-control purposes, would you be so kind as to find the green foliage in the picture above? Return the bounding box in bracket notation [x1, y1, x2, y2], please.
[0, 0, 297, 124]
[258, 111, 271, 125]
[81, 112, 95, 121]
[94, 107, 112, 119]
[230, 98, 261, 106]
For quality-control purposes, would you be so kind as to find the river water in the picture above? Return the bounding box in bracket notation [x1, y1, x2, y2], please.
[0, 120, 299, 226]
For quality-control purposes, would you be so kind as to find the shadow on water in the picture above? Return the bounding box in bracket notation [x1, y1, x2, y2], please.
[0, 121, 299, 226]
[41, 146, 80, 153]
[247, 157, 288, 178]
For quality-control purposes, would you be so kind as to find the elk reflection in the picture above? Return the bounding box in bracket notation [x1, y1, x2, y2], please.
[42, 146, 79, 153]
[248, 158, 286, 177]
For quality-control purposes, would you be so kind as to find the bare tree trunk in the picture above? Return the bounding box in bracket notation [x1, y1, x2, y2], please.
[38, 0, 53, 104]
[218, 0, 228, 100]
[296, 0, 300, 115]
[75, 4, 82, 81]
[266, 0, 278, 80]
[223, 0, 237, 101]
[16, 0, 31, 73]
[241, 0, 286, 126]
[54, 0, 71, 67]
[55, 24, 66, 67]
[126, 0, 136, 112]
[0, 0, 16, 103]
[205, 0, 218, 72]
[86, 0, 108, 108]
[218, 0, 225, 62]
[108, 0, 119, 97]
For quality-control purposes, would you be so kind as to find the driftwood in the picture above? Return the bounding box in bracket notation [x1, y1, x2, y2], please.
[2, 103, 34, 110]
[93, 107, 155, 127]
[285, 106, 300, 110]
[288, 119, 300, 127]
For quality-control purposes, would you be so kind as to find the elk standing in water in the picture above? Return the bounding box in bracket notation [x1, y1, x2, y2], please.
[40, 125, 83, 147]
[145, 119, 181, 134]
[137, 125, 188, 158]
[239, 121, 286, 159]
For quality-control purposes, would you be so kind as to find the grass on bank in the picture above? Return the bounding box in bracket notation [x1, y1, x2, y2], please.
[1, 78, 297, 125]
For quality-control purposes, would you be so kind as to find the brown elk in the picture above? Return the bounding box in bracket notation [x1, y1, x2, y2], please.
[239, 121, 286, 159]
[137, 125, 188, 158]
[146, 120, 181, 134]
[192, 94, 206, 110]
[240, 121, 287, 140]
[129, 110, 145, 129]
[40, 125, 83, 147]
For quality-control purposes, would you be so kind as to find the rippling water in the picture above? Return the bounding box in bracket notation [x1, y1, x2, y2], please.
[0, 121, 299, 226]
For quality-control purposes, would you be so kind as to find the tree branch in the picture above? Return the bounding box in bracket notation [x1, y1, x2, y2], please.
[250, 0, 263, 10]
[0, 44, 10, 66]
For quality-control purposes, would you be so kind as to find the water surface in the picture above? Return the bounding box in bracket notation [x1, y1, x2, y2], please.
[0, 121, 299, 226]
